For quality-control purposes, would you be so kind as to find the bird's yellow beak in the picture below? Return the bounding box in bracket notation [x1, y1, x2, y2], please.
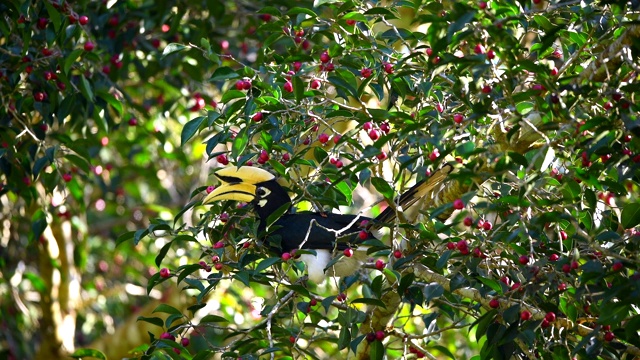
[202, 166, 275, 204]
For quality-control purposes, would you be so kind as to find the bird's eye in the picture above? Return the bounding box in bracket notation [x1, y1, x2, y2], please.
[256, 187, 267, 197]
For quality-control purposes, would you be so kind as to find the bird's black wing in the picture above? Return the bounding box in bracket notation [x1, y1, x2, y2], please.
[268, 212, 372, 253]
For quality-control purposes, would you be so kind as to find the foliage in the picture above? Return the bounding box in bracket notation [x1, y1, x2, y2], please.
[1, 0, 639, 359]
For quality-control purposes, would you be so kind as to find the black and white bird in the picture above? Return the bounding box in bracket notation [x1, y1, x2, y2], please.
[202, 165, 451, 283]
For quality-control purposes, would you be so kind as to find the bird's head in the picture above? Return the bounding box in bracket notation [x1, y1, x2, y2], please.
[203, 166, 291, 217]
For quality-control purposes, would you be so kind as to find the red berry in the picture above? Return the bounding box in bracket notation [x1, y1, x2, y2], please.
[380, 122, 390, 133]
[453, 113, 464, 124]
[366, 332, 376, 342]
[310, 79, 321, 89]
[489, 298, 499, 308]
[375, 330, 385, 341]
[558, 283, 567, 291]
[456, 240, 468, 251]
[511, 282, 521, 291]
[346, 19, 356, 26]
[435, 102, 444, 113]
[446, 242, 456, 250]
[337, 292, 346, 302]
[289, 335, 296, 343]
[318, 133, 329, 144]
[78, 15, 89, 25]
[319, 51, 331, 63]
[612, 262, 623, 272]
[62, 173, 72, 182]
[376, 151, 387, 160]
[34, 91, 45, 102]
[426, 48, 433, 56]
[518, 255, 529, 265]
[479, 1, 487, 9]
[487, 49, 496, 59]
[393, 250, 402, 259]
[550, 67, 558, 76]
[463, 217, 473, 226]
[562, 264, 571, 273]
[343, 248, 353, 257]
[520, 310, 531, 321]
[84, 42, 95, 52]
[549, 254, 559, 261]
[252, 112, 263, 122]
[483, 221, 493, 231]
[368, 129, 380, 140]
[541, 319, 550, 328]
[214, 241, 225, 249]
[283, 81, 293, 93]
[214, 263, 223, 270]
[482, 85, 492, 94]
[571, 260, 579, 270]
[128, 118, 138, 126]
[453, 199, 464, 210]
[282, 252, 291, 261]
[360, 68, 372, 78]
[474, 44, 485, 55]
[375, 259, 385, 270]
[160, 332, 175, 340]
[108, 15, 119, 27]
[181, 338, 190, 347]
[604, 331, 614, 342]
[545, 312, 556, 322]
[159, 268, 171, 278]
[37, 17, 48, 29]
[383, 63, 394, 74]
[429, 149, 439, 161]
[363, 121, 373, 131]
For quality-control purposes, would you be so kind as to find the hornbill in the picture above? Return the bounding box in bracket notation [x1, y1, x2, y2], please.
[202, 165, 452, 283]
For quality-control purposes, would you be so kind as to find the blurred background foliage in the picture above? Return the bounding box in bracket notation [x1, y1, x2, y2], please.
[1, 0, 639, 359]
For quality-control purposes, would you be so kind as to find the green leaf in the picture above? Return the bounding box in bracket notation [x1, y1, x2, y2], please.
[43, 1, 61, 33]
[181, 116, 205, 146]
[621, 202, 640, 229]
[371, 177, 394, 199]
[231, 127, 249, 160]
[210, 67, 239, 81]
[137, 316, 164, 328]
[533, 14, 554, 31]
[79, 75, 95, 102]
[221, 90, 247, 103]
[287, 7, 317, 17]
[478, 277, 503, 294]
[155, 242, 172, 267]
[254, 257, 281, 273]
[162, 43, 189, 57]
[200, 314, 230, 323]
[152, 304, 182, 315]
[343, 12, 368, 22]
[31, 209, 47, 243]
[96, 90, 123, 115]
[337, 325, 351, 350]
[116, 231, 135, 246]
[370, 339, 385, 360]
[69, 349, 107, 360]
